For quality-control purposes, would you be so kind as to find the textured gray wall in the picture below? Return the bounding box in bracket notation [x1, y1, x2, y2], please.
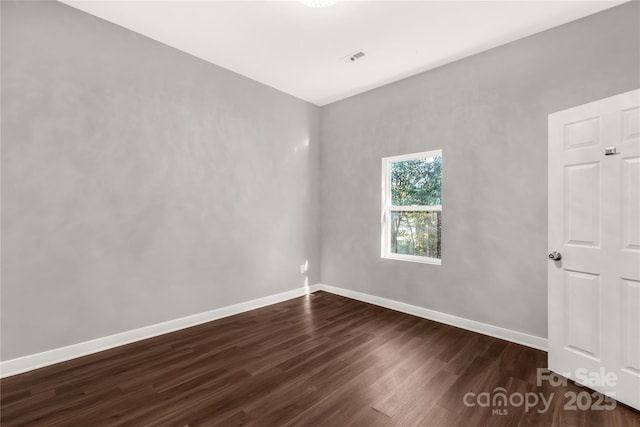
[320, 2, 640, 339]
[2, 1, 639, 362]
[1, 1, 320, 360]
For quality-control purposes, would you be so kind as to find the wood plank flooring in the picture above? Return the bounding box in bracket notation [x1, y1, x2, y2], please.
[1, 291, 639, 426]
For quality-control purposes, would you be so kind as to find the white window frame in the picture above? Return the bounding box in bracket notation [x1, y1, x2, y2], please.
[381, 149, 442, 265]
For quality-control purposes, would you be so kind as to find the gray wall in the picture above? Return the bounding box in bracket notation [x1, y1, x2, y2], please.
[320, 2, 640, 339]
[2, 1, 639, 362]
[1, 1, 320, 360]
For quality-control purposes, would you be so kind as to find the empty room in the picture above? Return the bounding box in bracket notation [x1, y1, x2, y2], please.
[1, 0, 639, 425]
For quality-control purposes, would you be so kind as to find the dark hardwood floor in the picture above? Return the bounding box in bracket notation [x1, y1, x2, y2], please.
[1, 291, 639, 426]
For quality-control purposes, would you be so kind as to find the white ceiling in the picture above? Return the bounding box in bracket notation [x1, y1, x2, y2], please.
[61, 0, 628, 106]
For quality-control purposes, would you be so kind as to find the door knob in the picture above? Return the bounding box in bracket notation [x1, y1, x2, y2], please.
[548, 251, 562, 261]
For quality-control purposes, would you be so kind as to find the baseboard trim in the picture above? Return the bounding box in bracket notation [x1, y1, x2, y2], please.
[314, 283, 548, 351]
[1, 282, 546, 377]
[0, 284, 321, 378]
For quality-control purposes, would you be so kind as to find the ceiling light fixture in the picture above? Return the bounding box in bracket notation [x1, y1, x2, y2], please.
[299, 0, 338, 8]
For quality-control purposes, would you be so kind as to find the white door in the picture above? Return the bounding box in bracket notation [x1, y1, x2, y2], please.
[548, 89, 640, 410]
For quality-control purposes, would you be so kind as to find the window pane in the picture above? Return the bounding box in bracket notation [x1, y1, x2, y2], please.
[390, 210, 441, 259]
[391, 156, 442, 206]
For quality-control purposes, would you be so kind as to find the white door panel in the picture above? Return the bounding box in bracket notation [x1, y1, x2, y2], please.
[563, 270, 601, 360]
[549, 89, 640, 410]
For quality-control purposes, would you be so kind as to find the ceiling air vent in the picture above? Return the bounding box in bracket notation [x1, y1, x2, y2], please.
[345, 50, 366, 63]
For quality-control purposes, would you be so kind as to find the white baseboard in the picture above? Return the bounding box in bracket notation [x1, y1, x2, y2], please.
[314, 283, 548, 351]
[1, 281, 546, 378]
[0, 284, 321, 378]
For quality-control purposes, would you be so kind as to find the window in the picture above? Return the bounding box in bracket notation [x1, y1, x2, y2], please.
[381, 150, 442, 264]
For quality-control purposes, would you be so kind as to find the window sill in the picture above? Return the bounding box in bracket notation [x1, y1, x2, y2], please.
[382, 253, 441, 265]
